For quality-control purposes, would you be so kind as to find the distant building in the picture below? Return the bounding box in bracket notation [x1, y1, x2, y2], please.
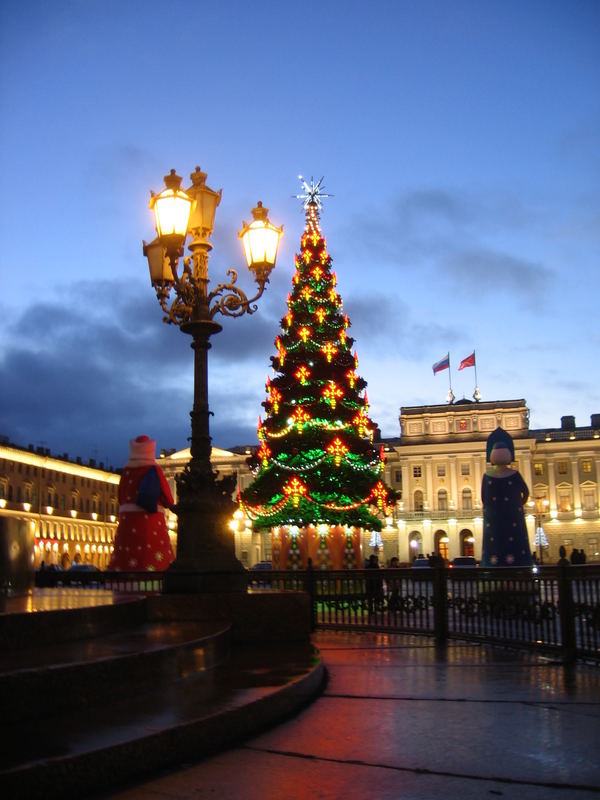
[383, 400, 600, 565]
[0, 441, 120, 569]
[162, 399, 600, 567]
[5, 398, 598, 570]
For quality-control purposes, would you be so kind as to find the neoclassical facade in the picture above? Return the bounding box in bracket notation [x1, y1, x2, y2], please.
[0, 441, 120, 569]
[4, 398, 599, 570]
[160, 399, 600, 567]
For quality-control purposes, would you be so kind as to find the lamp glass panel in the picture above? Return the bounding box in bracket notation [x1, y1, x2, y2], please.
[145, 240, 171, 283]
[244, 220, 280, 267]
[154, 190, 191, 238]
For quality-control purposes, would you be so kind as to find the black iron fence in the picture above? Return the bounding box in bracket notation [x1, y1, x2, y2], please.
[248, 564, 600, 663]
[34, 565, 600, 662]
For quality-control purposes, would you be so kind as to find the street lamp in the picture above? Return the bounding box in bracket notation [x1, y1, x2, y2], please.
[530, 496, 549, 565]
[144, 167, 283, 592]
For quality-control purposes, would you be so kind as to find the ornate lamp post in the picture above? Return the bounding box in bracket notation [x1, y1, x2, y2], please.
[144, 167, 283, 592]
[530, 496, 549, 565]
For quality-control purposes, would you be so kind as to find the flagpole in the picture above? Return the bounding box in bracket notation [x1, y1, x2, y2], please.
[473, 350, 481, 401]
[447, 353, 455, 403]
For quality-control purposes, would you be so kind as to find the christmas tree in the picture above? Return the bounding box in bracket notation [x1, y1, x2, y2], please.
[241, 178, 394, 568]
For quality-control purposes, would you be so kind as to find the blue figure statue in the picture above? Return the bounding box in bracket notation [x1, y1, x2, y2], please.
[481, 427, 533, 567]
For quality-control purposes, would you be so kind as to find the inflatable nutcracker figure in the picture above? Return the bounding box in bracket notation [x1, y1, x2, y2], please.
[481, 427, 533, 567]
[109, 435, 175, 571]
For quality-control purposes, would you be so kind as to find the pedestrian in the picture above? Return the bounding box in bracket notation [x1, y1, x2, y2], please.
[570, 548, 580, 564]
[557, 545, 569, 566]
[365, 554, 383, 616]
[387, 556, 400, 611]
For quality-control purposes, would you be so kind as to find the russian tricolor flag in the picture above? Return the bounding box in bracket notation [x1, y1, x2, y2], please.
[432, 354, 450, 374]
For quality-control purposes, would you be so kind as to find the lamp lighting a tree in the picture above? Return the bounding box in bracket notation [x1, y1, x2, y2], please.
[143, 167, 283, 592]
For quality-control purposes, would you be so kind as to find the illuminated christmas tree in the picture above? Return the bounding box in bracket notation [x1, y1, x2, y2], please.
[241, 178, 394, 568]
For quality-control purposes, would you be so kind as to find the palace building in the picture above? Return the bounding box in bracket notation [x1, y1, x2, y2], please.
[4, 398, 599, 571]
[0, 440, 120, 569]
[159, 399, 600, 567]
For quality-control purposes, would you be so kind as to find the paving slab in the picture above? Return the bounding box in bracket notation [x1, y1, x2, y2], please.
[105, 631, 600, 800]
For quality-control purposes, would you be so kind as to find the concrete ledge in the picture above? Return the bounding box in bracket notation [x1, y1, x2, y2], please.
[147, 590, 312, 643]
[0, 597, 147, 650]
[2, 649, 326, 800]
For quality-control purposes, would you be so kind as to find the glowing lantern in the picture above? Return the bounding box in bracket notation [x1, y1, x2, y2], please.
[239, 201, 284, 283]
[292, 408, 311, 431]
[327, 437, 349, 467]
[321, 342, 338, 362]
[371, 481, 388, 510]
[323, 382, 344, 409]
[257, 443, 271, 467]
[150, 169, 192, 256]
[295, 365, 311, 384]
[284, 478, 307, 508]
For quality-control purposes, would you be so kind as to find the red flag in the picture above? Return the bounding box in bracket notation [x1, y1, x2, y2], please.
[458, 352, 476, 370]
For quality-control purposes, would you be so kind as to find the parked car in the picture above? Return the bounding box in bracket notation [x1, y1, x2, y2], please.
[250, 560, 273, 571]
[451, 556, 477, 568]
[412, 556, 431, 569]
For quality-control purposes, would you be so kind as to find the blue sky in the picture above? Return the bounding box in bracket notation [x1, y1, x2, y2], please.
[1, 0, 599, 468]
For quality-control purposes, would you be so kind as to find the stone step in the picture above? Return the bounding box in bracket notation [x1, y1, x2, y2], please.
[0, 619, 232, 722]
[1, 640, 324, 800]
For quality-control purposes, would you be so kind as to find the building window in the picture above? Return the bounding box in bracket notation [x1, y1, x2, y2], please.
[534, 463, 544, 476]
[557, 461, 568, 475]
[414, 490, 424, 511]
[413, 465, 422, 478]
[460, 463, 470, 476]
[462, 488, 472, 510]
[436, 465, 446, 477]
[438, 489, 448, 511]
[394, 470, 402, 485]
[582, 460, 592, 473]
[588, 538, 599, 558]
[582, 489, 596, 512]
[557, 490, 572, 512]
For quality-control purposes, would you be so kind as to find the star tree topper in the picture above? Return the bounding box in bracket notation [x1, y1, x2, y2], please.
[295, 175, 332, 211]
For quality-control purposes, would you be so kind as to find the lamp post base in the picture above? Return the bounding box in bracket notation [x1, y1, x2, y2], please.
[163, 568, 248, 594]
[164, 485, 249, 594]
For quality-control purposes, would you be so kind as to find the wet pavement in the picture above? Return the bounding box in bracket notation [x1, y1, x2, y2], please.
[106, 631, 600, 800]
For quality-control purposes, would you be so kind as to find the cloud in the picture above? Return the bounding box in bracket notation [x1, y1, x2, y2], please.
[442, 248, 554, 305]
[0, 277, 275, 466]
[344, 291, 461, 358]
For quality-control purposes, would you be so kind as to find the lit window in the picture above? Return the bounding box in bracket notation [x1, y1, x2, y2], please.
[534, 463, 544, 476]
[438, 489, 448, 511]
[582, 489, 596, 511]
[558, 490, 572, 512]
[582, 460, 592, 473]
[462, 488, 472, 510]
[413, 465, 422, 478]
[460, 463, 470, 476]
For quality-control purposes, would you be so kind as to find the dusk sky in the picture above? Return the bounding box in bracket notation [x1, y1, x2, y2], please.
[1, 1, 599, 469]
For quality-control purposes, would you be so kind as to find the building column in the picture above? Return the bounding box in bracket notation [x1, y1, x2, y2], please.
[401, 458, 410, 512]
[571, 458, 581, 511]
[424, 456, 433, 510]
[548, 458, 557, 514]
[449, 455, 457, 511]
[473, 455, 483, 510]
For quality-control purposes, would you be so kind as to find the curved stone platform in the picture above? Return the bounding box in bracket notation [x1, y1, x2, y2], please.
[0, 590, 324, 799]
